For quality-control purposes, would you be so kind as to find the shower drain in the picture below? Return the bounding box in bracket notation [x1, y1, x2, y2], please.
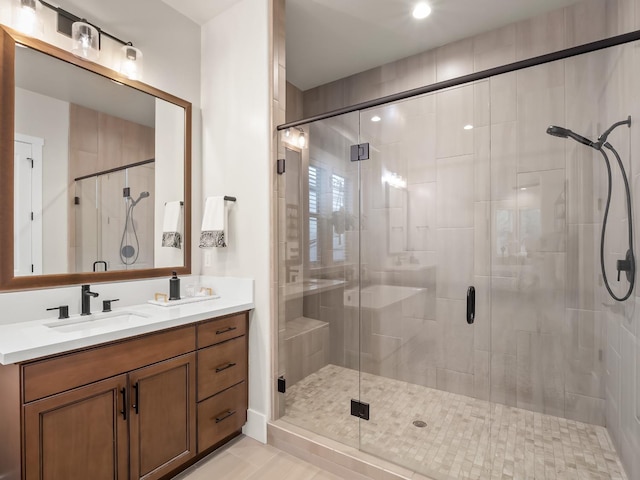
[413, 420, 427, 428]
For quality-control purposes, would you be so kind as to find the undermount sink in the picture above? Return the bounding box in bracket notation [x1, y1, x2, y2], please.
[45, 311, 150, 333]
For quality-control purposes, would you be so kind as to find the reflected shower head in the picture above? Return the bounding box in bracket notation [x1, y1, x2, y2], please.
[546, 125, 597, 148]
[130, 191, 150, 206]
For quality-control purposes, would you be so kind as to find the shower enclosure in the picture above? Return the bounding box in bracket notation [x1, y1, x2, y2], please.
[74, 162, 155, 272]
[276, 38, 639, 479]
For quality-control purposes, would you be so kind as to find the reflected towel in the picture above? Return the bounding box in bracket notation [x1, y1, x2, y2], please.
[162, 201, 183, 249]
[200, 196, 227, 248]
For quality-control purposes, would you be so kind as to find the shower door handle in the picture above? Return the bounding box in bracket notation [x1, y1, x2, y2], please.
[466, 286, 475, 324]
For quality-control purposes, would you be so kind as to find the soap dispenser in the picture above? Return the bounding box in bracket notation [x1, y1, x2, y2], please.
[169, 271, 181, 300]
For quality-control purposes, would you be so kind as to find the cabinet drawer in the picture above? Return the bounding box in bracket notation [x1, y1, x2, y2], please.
[23, 326, 196, 403]
[197, 336, 246, 401]
[197, 313, 247, 348]
[197, 381, 247, 453]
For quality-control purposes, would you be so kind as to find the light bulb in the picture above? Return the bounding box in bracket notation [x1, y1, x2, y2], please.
[119, 45, 143, 80]
[297, 130, 306, 148]
[14, 0, 37, 35]
[72, 22, 99, 61]
[412, 2, 432, 19]
[371, 116, 382, 122]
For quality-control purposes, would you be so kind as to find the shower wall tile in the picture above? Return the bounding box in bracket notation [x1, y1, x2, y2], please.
[473, 24, 516, 72]
[474, 81, 490, 128]
[491, 353, 518, 407]
[436, 368, 475, 398]
[565, 309, 606, 398]
[564, 0, 608, 48]
[473, 349, 490, 401]
[516, 62, 565, 173]
[407, 183, 435, 252]
[436, 85, 474, 159]
[491, 199, 518, 276]
[565, 392, 605, 426]
[514, 253, 566, 335]
[517, 169, 566, 253]
[436, 38, 474, 82]
[490, 72, 517, 124]
[473, 276, 491, 352]
[474, 202, 490, 276]
[437, 155, 474, 228]
[566, 223, 600, 311]
[516, 331, 565, 417]
[490, 122, 517, 201]
[515, 9, 566, 61]
[490, 276, 518, 356]
[436, 228, 474, 300]
[405, 113, 437, 185]
[438, 298, 474, 374]
[474, 126, 491, 202]
[566, 144, 603, 225]
[399, 319, 441, 387]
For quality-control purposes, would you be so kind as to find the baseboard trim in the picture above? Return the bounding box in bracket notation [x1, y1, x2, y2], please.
[242, 408, 267, 443]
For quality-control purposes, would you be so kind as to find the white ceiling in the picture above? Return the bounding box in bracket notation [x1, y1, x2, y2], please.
[163, 0, 582, 90]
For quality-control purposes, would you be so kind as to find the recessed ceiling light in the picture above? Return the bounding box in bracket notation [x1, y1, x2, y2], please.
[412, 2, 432, 19]
[371, 115, 382, 122]
[463, 124, 474, 130]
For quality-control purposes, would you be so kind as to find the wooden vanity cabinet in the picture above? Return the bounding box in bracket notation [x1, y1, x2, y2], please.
[0, 311, 249, 480]
[23, 375, 129, 480]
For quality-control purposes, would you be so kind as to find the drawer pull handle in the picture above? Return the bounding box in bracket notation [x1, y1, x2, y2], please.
[216, 326, 237, 335]
[215, 410, 236, 423]
[215, 362, 237, 373]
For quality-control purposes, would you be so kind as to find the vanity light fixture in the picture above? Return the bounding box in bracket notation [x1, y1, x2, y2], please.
[31, 0, 143, 78]
[72, 21, 99, 61]
[119, 44, 144, 80]
[297, 128, 307, 148]
[412, 2, 432, 19]
[12, 0, 40, 36]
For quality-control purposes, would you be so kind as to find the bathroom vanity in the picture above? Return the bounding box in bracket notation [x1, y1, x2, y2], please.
[0, 300, 252, 480]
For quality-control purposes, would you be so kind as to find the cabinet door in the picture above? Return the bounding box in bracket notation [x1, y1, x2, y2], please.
[24, 375, 128, 480]
[129, 353, 196, 480]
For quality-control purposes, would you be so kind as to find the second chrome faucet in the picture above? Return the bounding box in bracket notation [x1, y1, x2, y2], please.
[81, 284, 99, 316]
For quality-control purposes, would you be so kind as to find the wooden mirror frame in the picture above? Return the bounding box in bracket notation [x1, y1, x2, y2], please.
[0, 25, 192, 291]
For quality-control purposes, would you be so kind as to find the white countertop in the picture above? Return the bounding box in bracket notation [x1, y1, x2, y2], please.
[0, 294, 254, 365]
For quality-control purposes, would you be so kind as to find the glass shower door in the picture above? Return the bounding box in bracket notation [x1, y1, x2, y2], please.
[277, 113, 362, 449]
[357, 82, 493, 480]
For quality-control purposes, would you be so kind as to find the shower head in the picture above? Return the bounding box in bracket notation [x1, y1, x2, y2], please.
[130, 191, 150, 207]
[546, 125, 597, 148]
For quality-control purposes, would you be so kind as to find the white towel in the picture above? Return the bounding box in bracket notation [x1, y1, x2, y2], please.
[200, 196, 228, 247]
[162, 201, 183, 248]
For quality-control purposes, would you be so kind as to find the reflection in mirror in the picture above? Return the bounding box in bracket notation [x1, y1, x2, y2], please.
[13, 43, 185, 276]
[0, 25, 192, 290]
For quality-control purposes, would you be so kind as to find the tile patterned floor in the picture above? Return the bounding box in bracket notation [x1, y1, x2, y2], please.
[172, 435, 345, 480]
[283, 365, 628, 480]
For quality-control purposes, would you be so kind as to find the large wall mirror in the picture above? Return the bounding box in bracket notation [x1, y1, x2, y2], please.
[0, 26, 192, 290]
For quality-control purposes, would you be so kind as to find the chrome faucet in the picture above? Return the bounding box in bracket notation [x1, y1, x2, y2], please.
[81, 284, 99, 316]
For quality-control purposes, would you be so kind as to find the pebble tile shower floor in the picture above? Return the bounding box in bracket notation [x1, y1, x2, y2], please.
[283, 365, 627, 480]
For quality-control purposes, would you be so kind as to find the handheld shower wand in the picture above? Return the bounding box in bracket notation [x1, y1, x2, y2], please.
[120, 190, 151, 265]
[546, 118, 634, 302]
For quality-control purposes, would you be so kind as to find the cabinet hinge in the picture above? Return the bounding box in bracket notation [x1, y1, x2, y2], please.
[350, 399, 370, 420]
[350, 143, 370, 162]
